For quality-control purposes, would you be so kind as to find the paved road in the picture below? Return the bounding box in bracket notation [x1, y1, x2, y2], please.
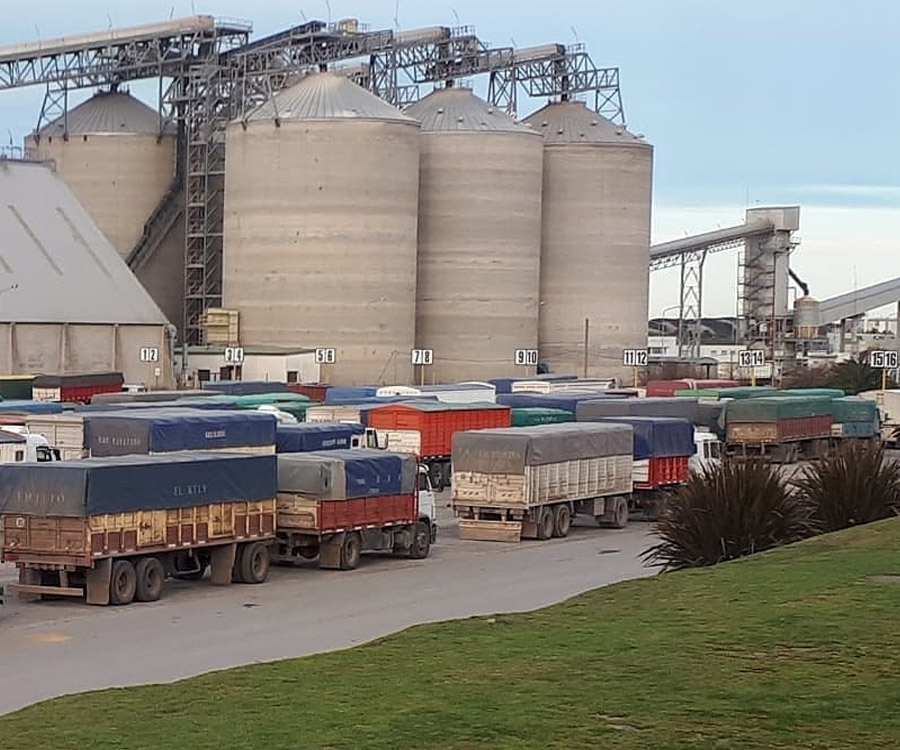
[0, 506, 655, 715]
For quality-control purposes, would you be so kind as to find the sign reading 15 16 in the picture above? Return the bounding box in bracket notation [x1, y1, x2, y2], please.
[870, 350, 899, 369]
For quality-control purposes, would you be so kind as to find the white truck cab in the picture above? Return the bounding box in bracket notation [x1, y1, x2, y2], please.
[256, 405, 299, 424]
[417, 465, 438, 543]
[0, 430, 62, 463]
[690, 431, 722, 474]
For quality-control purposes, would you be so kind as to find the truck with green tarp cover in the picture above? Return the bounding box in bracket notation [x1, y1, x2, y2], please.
[830, 396, 880, 441]
[451, 423, 634, 542]
[511, 408, 574, 427]
[675, 386, 777, 401]
[0, 453, 278, 605]
[723, 395, 833, 462]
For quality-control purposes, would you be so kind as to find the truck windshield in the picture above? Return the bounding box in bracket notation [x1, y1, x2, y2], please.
[36, 446, 54, 462]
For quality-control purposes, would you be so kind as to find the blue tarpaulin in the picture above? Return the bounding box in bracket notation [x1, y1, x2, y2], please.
[497, 392, 626, 413]
[0, 400, 64, 415]
[276, 422, 365, 453]
[0, 453, 277, 517]
[597, 416, 696, 459]
[84, 410, 276, 456]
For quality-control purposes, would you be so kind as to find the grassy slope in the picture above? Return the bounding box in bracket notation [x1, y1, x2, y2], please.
[4, 521, 900, 750]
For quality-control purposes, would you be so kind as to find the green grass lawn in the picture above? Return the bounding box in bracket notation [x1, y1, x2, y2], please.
[5, 520, 900, 750]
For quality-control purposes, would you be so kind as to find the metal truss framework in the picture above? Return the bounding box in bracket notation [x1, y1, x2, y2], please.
[0, 15, 624, 345]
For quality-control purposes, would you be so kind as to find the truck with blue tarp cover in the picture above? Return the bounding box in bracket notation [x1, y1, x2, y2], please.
[0, 400, 65, 415]
[275, 449, 435, 569]
[596, 416, 698, 519]
[496, 392, 626, 413]
[324, 386, 379, 403]
[488, 374, 577, 395]
[0, 453, 278, 606]
[82, 410, 277, 457]
[276, 422, 366, 453]
[202, 380, 291, 396]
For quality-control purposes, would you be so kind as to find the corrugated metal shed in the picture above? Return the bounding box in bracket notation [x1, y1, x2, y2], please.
[245, 72, 415, 123]
[0, 160, 167, 324]
[36, 91, 169, 137]
[524, 101, 649, 147]
[405, 87, 531, 133]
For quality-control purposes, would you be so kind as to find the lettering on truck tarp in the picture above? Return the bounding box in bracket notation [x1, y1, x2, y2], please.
[204, 430, 227, 440]
[11, 490, 70, 513]
[94, 435, 144, 448]
[172, 483, 209, 498]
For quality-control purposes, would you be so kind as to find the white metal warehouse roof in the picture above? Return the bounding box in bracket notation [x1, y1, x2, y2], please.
[0, 160, 168, 325]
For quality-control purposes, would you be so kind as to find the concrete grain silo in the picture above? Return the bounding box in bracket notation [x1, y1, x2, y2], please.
[405, 88, 543, 382]
[523, 102, 653, 380]
[223, 73, 420, 386]
[25, 90, 175, 260]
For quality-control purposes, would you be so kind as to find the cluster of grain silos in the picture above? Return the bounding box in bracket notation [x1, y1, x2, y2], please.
[25, 90, 176, 260]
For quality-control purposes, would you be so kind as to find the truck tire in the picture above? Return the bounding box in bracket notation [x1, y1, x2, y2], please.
[536, 507, 554, 540]
[553, 504, 572, 538]
[408, 522, 431, 559]
[134, 557, 164, 602]
[610, 497, 629, 529]
[341, 532, 362, 571]
[239, 542, 271, 584]
[109, 560, 137, 606]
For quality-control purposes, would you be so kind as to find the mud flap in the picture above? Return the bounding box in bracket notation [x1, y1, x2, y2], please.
[85, 558, 112, 606]
[209, 543, 237, 585]
[318, 533, 344, 570]
[458, 519, 522, 543]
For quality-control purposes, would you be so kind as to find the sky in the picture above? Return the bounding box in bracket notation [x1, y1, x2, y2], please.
[1, 0, 897, 316]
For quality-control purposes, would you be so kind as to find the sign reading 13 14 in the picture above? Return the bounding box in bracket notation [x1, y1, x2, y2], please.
[738, 350, 766, 368]
[622, 349, 648, 367]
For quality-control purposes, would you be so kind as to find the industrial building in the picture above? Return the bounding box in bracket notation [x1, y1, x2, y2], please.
[0, 14, 894, 388]
[0, 159, 174, 386]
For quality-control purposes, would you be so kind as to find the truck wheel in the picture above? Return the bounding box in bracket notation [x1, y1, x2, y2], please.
[610, 497, 629, 529]
[341, 532, 362, 571]
[239, 542, 271, 584]
[553, 504, 572, 538]
[408, 522, 431, 559]
[536, 507, 554, 540]
[135, 557, 164, 602]
[109, 560, 137, 606]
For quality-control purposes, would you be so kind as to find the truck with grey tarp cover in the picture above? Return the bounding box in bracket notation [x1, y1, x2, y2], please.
[451, 423, 634, 542]
[0, 453, 277, 605]
[275, 449, 435, 569]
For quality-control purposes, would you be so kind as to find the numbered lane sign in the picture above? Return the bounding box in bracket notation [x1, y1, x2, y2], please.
[515, 349, 539, 366]
[224, 347, 245, 364]
[139, 347, 159, 363]
[738, 350, 766, 368]
[411, 349, 434, 366]
[315, 348, 336, 365]
[622, 349, 648, 367]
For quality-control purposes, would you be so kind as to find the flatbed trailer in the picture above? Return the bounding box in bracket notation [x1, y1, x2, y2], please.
[0, 453, 278, 605]
[451, 423, 634, 542]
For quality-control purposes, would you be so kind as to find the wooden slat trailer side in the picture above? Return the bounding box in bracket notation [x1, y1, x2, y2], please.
[723, 396, 834, 463]
[0, 453, 278, 605]
[274, 450, 432, 569]
[451, 423, 634, 542]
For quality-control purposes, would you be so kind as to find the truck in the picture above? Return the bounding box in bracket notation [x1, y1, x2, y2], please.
[511, 407, 573, 427]
[859, 390, 900, 447]
[0, 453, 278, 605]
[511, 379, 617, 394]
[375, 383, 497, 404]
[32, 372, 124, 404]
[830, 396, 880, 445]
[0, 430, 61, 463]
[274, 449, 436, 568]
[723, 396, 833, 462]
[25, 413, 88, 460]
[451, 423, 634, 542]
[276, 422, 366, 453]
[82, 410, 277, 457]
[366, 402, 511, 490]
[488, 374, 577, 395]
[574, 396, 699, 422]
[594, 416, 697, 520]
[646, 379, 740, 397]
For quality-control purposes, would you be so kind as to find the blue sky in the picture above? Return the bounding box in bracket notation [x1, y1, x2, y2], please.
[1, 0, 897, 315]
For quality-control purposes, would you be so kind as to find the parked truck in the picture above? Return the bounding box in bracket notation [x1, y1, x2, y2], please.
[451, 423, 634, 542]
[366, 402, 511, 491]
[274, 449, 435, 568]
[276, 422, 366, 453]
[0, 430, 61, 463]
[859, 390, 900, 447]
[830, 396, 880, 445]
[0, 453, 278, 605]
[594, 416, 697, 519]
[723, 396, 833, 462]
[32, 372, 124, 404]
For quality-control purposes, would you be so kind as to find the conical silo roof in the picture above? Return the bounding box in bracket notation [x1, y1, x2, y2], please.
[37, 91, 168, 137]
[523, 101, 651, 147]
[245, 72, 416, 124]
[405, 87, 533, 133]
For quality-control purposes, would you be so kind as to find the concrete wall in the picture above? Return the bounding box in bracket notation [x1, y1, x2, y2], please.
[186, 353, 320, 384]
[0, 322, 174, 388]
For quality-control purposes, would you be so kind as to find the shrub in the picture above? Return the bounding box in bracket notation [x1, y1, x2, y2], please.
[793, 442, 900, 533]
[644, 459, 814, 571]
